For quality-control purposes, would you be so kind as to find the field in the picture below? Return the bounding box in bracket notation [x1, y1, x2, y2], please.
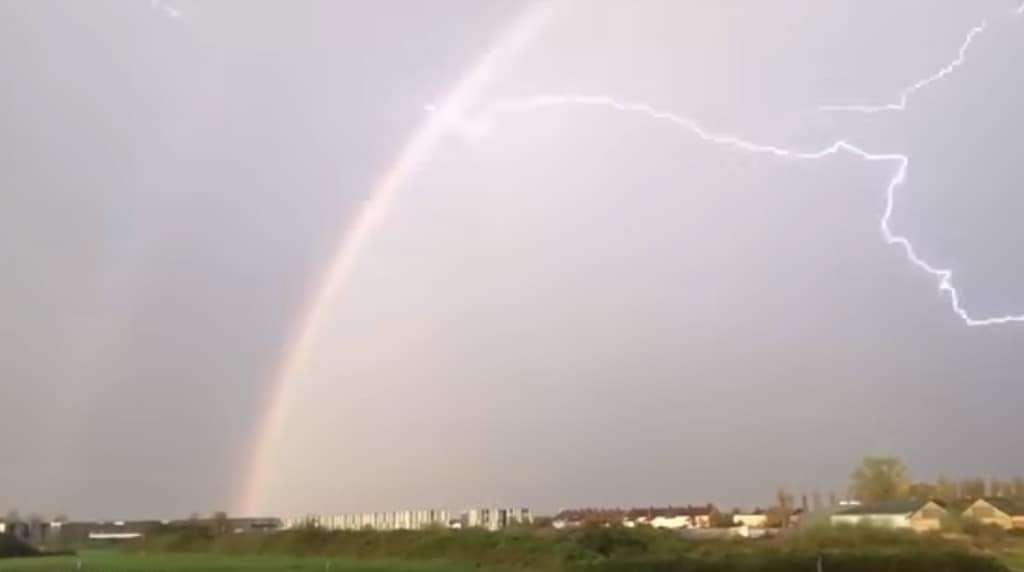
[1, 526, 1018, 572]
[1, 550, 1021, 572]
[1000, 545, 1024, 572]
[0, 553, 484, 572]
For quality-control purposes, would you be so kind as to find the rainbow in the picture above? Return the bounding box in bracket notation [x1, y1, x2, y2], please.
[236, 3, 552, 516]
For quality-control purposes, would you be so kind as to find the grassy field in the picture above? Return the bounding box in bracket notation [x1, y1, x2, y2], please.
[0, 553, 484, 572]
[0, 526, 1015, 572]
[2, 551, 1018, 572]
[1000, 548, 1024, 572]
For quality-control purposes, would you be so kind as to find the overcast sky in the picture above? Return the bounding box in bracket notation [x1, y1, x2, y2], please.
[2, 0, 1023, 520]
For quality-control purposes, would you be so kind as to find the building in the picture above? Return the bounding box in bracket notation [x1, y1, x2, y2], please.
[830, 499, 946, 532]
[285, 509, 451, 531]
[962, 498, 1024, 530]
[733, 510, 767, 528]
[0, 521, 31, 544]
[552, 508, 625, 528]
[286, 508, 532, 532]
[553, 505, 714, 530]
[624, 505, 715, 529]
[462, 507, 532, 531]
[0, 520, 66, 547]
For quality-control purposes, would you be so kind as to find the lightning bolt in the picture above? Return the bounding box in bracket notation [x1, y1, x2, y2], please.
[818, 19, 988, 113]
[456, 6, 1024, 327]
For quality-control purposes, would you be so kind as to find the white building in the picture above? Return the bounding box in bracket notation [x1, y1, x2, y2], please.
[462, 507, 532, 531]
[287, 507, 532, 532]
[285, 509, 450, 531]
[829, 500, 946, 532]
[623, 506, 714, 529]
[733, 512, 768, 528]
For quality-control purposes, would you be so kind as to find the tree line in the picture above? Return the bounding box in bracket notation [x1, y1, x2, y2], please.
[767, 455, 1024, 521]
[848, 456, 1024, 504]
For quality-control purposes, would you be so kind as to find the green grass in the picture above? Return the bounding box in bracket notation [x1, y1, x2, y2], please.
[0, 553, 483, 572]
[2, 527, 1010, 572]
[999, 548, 1024, 571]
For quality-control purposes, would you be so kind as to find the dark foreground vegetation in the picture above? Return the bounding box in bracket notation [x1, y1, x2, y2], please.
[127, 523, 1009, 572]
[0, 535, 37, 559]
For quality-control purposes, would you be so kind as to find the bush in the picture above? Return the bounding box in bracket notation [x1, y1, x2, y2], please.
[577, 551, 1007, 572]
[0, 533, 39, 558]
[134, 525, 1009, 572]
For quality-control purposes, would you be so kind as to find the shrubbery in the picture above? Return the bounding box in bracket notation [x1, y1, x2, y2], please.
[134, 523, 1008, 572]
[0, 534, 38, 558]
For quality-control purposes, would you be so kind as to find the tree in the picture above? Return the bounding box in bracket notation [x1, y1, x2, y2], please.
[709, 508, 733, 528]
[828, 491, 838, 507]
[908, 482, 937, 500]
[210, 511, 230, 536]
[774, 488, 794, 528]
[800, 493, 809, 512]
[849, 456, 909, 503]
[989, 479, 1004, 498]
[936, 475, 957, 502]
[4, 510, 20, 524]
[993, 478, 1015, 498]
[1013, 477, 1024, 498]
[812, 491, 823, 512]
[960, 478, 985, 500]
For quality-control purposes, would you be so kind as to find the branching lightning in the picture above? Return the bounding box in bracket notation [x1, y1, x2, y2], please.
[817, 19, 988, 113]
[454, 7, 1024, 327]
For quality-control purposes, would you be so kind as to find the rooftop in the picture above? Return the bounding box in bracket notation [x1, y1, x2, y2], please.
[835, 499, 942, 516]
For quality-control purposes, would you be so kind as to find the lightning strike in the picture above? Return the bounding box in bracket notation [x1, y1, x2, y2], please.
[453, 6, 1024, 326]
[470, 93, 1024, 326]
[817, 20, 988, 113]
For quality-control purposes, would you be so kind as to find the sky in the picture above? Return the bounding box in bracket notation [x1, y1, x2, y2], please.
[1, 0, 1023, 520]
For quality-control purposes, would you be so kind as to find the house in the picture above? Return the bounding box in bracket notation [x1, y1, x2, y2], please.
[0, 520, 60, 547]
[830, 499, 946, 532]
[733, 510, 767, 528]
[552, 508, 626, 528]
[624, 505, 715, 529]
[789, 507, 806, 527]
[84, 520, 163, 542]
[0, 521, 31, 544]
[962, 498, 1024, 530]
